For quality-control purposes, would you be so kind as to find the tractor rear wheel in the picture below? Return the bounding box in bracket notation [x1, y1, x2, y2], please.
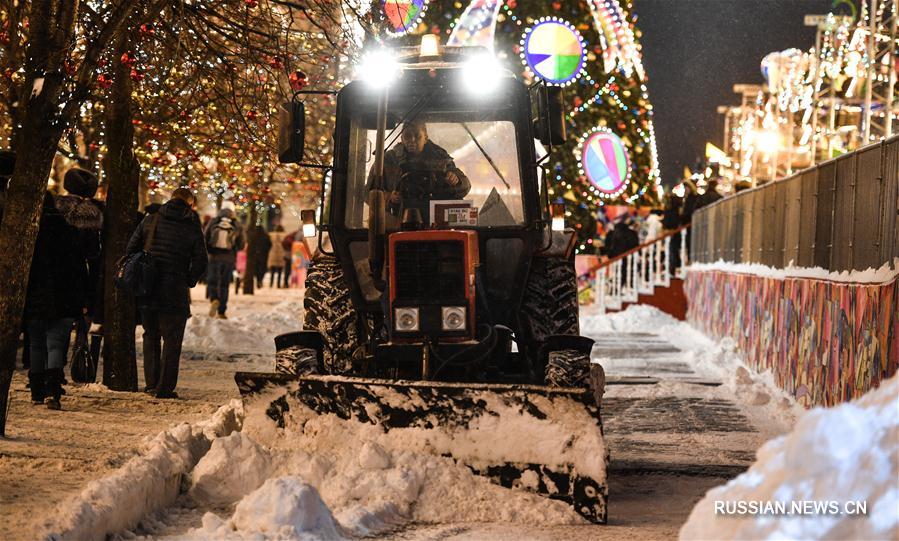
[302, 254, 363, 375]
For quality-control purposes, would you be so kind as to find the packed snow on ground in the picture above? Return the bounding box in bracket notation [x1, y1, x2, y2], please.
[172, 390, 588, 540]
[680, 374, 899, 541]
[687, 257, 899, 284]
[38, 400, 244, 541]
[181, 287, 304, 356]
[582, 305, 802, 429]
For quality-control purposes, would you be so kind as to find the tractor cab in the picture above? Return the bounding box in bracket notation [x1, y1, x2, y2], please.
[280, 39, 586, 383]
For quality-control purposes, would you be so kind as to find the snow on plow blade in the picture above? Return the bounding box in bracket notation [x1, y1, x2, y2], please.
[235, 372, 608, 523]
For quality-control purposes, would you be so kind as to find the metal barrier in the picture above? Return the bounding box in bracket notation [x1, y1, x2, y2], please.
[691, 136, 899, 272]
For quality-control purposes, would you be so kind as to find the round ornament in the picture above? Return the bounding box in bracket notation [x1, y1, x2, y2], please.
[381, 0, 429, 36]
[520, 18, 586, 86]
[578, 128, 631, 198]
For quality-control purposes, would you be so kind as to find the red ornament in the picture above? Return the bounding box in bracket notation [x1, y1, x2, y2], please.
[148, 181, 159, 190]
[246, 110, 258, 121]
[96, 73, 112, 89]
[268, 56, 284, 70]
[573, 96, 583, 107]
[120, 51, 137, 67]
[129, 69, 144, 82]
[244, 0, 257, 6]
[288, 70, 308, 91]
[89, 142, 99, 151]
[139, 23, 155, 37]
[507, 0, 517, 7]
[552, 1, 561, 9]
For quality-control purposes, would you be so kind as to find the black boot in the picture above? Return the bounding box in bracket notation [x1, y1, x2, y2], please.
[45, 369, 62, 410]
[28, 371, 46, 404]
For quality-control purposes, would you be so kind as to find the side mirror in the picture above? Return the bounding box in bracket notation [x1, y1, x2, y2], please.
[278, 100, 305, 164]
[301, 209, 317, 238]
[533, 86, 566, 146]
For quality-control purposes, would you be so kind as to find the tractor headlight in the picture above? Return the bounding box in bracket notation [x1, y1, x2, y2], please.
[441, 306, 467, 331]
[461, 53, 501, 95]
[394, 307, 420, 332]
[356, 48, 399, 89]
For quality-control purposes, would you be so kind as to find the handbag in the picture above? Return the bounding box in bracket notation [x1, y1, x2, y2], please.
[70, 343, 97, 383]
[114, 214, 159, 297]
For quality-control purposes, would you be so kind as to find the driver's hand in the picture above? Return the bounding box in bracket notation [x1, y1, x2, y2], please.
[445, 171, 460, 186]
[389, 191, 401, 204]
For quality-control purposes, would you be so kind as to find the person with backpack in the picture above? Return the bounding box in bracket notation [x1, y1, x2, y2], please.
[205, 200, 245, 318]
[126, 188, 207, 398]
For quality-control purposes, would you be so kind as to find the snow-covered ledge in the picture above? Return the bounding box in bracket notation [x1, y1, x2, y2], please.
[683, 260, 899, 408]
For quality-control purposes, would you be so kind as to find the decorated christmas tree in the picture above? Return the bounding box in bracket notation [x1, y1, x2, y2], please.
[378, 0, 660, 253]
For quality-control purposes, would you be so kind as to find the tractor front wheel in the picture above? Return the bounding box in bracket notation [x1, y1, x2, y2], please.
[302, 254, 364, 375]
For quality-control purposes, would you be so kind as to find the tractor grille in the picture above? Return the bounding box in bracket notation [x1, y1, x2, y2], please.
[394, 241, 465, 300]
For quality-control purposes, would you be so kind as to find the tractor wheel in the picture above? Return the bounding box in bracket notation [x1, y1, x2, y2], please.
[302, 254, 363, 375]
[519, 256, 580, 373]
[545, 349, 591, 387]
[274, 346, 319, 376]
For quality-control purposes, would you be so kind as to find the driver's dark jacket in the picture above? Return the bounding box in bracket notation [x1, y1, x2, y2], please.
[367, 140, 471, 199]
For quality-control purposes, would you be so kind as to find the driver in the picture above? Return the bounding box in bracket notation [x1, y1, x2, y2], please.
[368, 120, 471, 223]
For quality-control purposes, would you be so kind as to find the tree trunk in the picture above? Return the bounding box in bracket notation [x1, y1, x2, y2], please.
[243, 205, 257, 295]
[0, 73, 70, 436]
[101, 32, 140, 392]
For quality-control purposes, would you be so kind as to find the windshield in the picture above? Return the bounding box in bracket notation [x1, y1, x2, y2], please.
[344, 102, 524, 229]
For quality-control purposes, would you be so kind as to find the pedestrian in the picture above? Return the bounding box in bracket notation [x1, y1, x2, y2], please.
[24, 193, 89, 409]
[55, 168, 104, 357]
[249, 224, 272, 289]
[205, 200, 245, 318]
[602, 217, 639, 277]
[267, 225, 287, 288]
[641, 209, 663, 243]
[695, 178, 723, 210]
[662, 193, 684, 272]
[281, 229, 297, 288]
[126, 188, 207, 398]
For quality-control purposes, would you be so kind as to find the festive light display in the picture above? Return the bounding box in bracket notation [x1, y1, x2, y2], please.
[425, 0, 659, 252]
[520, 18, 586, 86]
[382, 0, 431, 36]
[578, 128, 630, 198]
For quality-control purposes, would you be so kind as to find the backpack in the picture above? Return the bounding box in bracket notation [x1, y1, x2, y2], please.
[209, 218, 236, 251]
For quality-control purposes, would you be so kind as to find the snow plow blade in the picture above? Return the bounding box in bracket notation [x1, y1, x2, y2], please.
[235, 372, 608, 523]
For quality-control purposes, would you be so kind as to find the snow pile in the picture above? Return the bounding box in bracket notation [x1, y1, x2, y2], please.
[680, 375, 899, 541]
[183, 297, 304, 355]
[39, 400, 243, 541]
[182, 392, 586, 539]
[687, 257, 899, 285]
[200, 477, 345, 540]
[189, 432, 272, 506]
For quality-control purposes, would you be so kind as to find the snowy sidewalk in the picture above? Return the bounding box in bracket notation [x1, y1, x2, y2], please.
[0, 286, 303, 540]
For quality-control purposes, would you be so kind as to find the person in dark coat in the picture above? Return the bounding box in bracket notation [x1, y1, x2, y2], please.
[695, 178, 723, 210]
[126, 188, 207, 398]
[205, 200, 245, 318]
[24, 193, 89, 409]
[56, 168, 104, 347]
[281, 229, 296, 288]
[249, 224, 272, 288]
[662, 193, 684, 271]
[602, 218, 640, 278]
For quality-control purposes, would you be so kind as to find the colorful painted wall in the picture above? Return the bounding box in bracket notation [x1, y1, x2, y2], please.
[685, 270, 899, 408]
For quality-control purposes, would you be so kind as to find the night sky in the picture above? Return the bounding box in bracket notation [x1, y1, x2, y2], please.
[634, 0, 834, 184]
